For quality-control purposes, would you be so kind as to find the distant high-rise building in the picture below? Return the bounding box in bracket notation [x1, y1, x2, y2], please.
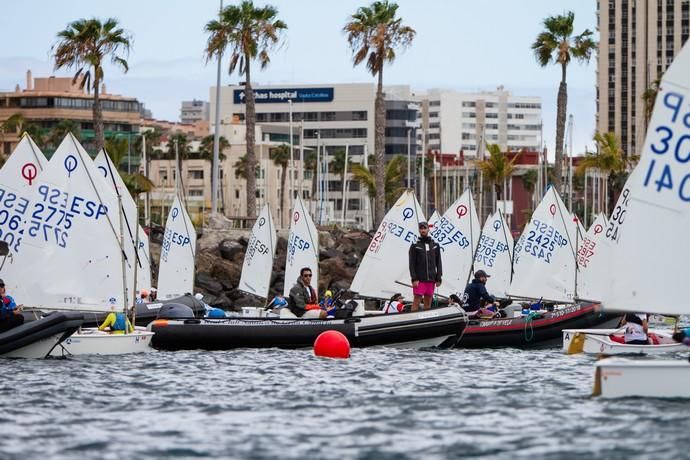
[180, 99, 210, 124]
[413, 87, 542, 157]
[597, 0, 690, 156]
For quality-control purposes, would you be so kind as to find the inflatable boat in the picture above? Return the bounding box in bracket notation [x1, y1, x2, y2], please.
[79, 294, 207, 328]
[149, 304, 468, 350]
[0, 312, 83, 358]
[451, 303, 617, 348]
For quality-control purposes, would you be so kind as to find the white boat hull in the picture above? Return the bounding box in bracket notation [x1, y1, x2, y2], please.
[3, 332, 67, 359]
[594, 357, 690, 398]
[563, 328, 684, 355]
[50, 328, 154, 356]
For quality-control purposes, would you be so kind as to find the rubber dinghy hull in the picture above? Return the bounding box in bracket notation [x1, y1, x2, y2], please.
[453, 303, 617, 348]
[79, 294, 207, 328]
[149, 306, 467, 350]
[0, 312, 83, 357]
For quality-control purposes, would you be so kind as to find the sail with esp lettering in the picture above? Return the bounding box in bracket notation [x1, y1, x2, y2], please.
[239, 205, 277, 299]
[157, 195, 197, 300]
[474, 211, 514, 298]
[284, 197, 319, 297]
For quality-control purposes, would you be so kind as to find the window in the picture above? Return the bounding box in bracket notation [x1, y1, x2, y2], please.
[188, 169, 204, 180]
[159, 168, 168, 184]
[347, 199, 361, 210]
[188, 189, 204, 197]
[235, 189, 240, 199]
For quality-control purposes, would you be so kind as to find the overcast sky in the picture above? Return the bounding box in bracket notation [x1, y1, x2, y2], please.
[0, 0, 597, 156]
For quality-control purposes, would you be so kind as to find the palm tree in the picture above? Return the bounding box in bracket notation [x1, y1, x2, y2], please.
[104, 137, 154, 198]
[329, 148, 352, 186]
[351, 154, 406, 207]
[53, 18, 132, 151]
[532, 11, 596, 193]
[22, 124, 46, 151]
[166, 132, 191, 186]
[344, 1, 415, 225]
[204, 0, 287, 219]
[642, 77, 662, 128]
[576, 132, 636, 214]
[270, 144, 290, 227]
[47, 119, 82, 150]
[476, 143, 520, 206]
[199, 135, 228, 161]
[234, 155, 248, 180]
[303, 151, 318, 198]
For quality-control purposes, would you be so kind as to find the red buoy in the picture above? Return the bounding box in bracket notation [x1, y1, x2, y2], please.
[313, 330, 351, 359]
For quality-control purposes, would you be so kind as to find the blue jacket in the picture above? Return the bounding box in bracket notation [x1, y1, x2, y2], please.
[463, 279, 495, 312]
[0, 295, 17, 320]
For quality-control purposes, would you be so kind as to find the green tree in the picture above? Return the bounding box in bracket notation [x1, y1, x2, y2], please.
[199, 135, 228, 161]
[303, 151, 317, 198]
[576, 132, 636, 214]
[270, 144, 290, 227]
[166, 132, 191, 187]
[22, 124, 46, 151]
[476, 144, 520, 203]
[351, 154, 406, 207]
[234, 155, 248, 180]
[329, 148, 352, 186]
[53, 18, 132, 151]
[47, 119, 82, 150]
[344, 0, 415, 225]
[104, 137, 154, 198]
[204, 0, 287, 218]
[642, 76, 662, 128]
[532, 11, 595, 193]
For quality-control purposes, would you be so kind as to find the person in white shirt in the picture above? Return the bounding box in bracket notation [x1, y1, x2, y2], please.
[622, 313, 649, 345]
[382, 293, 405, 314]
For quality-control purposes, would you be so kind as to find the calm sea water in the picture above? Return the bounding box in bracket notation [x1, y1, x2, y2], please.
[2, 346, 690, 459]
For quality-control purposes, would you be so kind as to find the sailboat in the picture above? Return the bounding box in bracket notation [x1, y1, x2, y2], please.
[148, 190, 468, 350]
[7, 134, 152, 356]
[472, 210, 514, 299]
[562, 168, 683, 355]
[429, 189, 480, 297]
[454, 187, 615, 348]
[238, 204, 277, 300]
[283, 196, 319, 299]
[157, 194, 197, 300]
[0, 136, 83, 358]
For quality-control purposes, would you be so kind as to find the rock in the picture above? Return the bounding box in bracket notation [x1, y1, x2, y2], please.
[196, 272, 223, 295]
[201, 293, 233, 309]
[319, 258, 356, 293]
[233, 295, 263, 308]
[276, 236, 288, 253]
[319, 231, 336, 250]
[238, 236, 249, 247]
[319, 248, 343, 260]
[219, 239, 244, 260]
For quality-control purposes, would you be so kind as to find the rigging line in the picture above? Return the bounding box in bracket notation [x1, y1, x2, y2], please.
[497, 209, 514, 280]
[102, 150, 143, 269]
[175, 195, 197, 263]
[70, 135, 128, 260]
[298, 197, 319, 278]
[551, 187, 578, 261]
[465, 190, 479, 288]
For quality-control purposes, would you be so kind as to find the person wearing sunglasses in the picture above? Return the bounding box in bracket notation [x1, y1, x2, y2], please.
[288, 267, 326, 319]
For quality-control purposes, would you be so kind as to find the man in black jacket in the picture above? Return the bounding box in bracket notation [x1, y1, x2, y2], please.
[409, 221, 442, 311]
[463, 270, 499, 313]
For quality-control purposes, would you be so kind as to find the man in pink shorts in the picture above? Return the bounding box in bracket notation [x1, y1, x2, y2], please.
[408, 221, 442, 311]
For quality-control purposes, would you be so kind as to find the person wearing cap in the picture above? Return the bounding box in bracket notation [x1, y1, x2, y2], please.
[382, 293, 405, 314]
[149, 288, 158, 302]
[135, 289, 149, 305]
[0, 279, 23, 333]
[409, 221, 442, 311]
[463, 270, 499, 314]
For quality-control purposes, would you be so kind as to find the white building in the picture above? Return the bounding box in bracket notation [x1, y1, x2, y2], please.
[180, 99, 210, 124]
[211, 83, 419, 229]
[413, 87, 542, 157]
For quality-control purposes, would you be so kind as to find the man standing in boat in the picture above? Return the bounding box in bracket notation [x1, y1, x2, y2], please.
[409, 221, 442, 311]
[288, 267, 327, 319]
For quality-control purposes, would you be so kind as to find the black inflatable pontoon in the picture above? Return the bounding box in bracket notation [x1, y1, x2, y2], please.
[0, 312, 83, 358]
[79, 294, 207, 328]
[149, 305, 468, 350]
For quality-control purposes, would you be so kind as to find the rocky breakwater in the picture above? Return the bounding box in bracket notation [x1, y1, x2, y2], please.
[151, 215, 373, 310]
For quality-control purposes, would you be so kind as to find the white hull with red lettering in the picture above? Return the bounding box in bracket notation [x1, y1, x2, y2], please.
[49, 327, 154, 356]
[593, 358, 690, 398]
[563, 328, 684, 355]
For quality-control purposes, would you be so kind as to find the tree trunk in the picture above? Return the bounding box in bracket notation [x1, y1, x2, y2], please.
[280, 164, 286, 228]
[554, 64, 568, 194]
[374, 69, 386, 226]
[244, 59, 258, 218]
[93, 73, 104, 152]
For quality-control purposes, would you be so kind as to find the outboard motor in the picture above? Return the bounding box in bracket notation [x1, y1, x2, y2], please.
[156, 303, 195, 320]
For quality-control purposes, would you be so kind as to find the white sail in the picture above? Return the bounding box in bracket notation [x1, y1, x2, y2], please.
[157, 195, 196, 299]
[350, 190, 425, 299]
[284, 197, 319, 297]
[0, 135, 48, 272]
[94, 150, 152, 293]
[431, 189, 480, 296]
[8, 134, 131, 311]
[576, 213, 608, 302]
[427, 210, 441, 231]
[474, 211, 514, 298]
[508, 187, 578, 303]
[603, 43, 690, 315]
[239, 205, 277, 298]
